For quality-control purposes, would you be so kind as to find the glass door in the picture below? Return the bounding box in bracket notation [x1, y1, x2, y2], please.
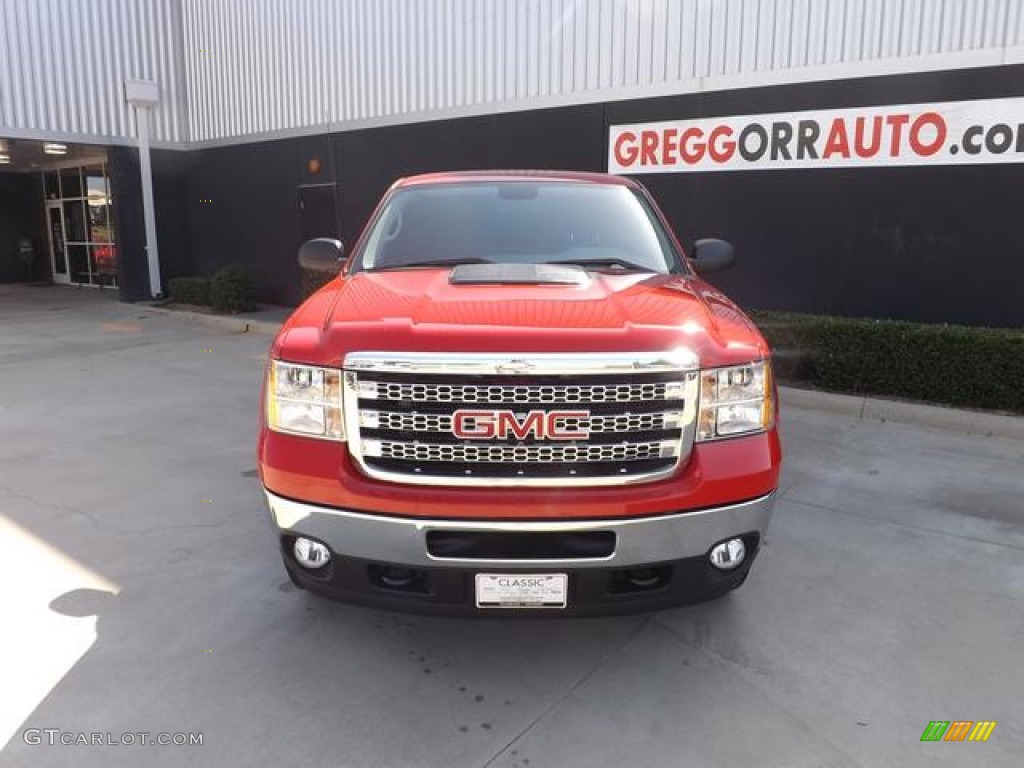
[41, 163, 117, 287]
[46, 202, 70, 284]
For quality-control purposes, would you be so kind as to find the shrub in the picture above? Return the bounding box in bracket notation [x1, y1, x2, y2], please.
[749, 310, 1024, 413]
[167, 276, 211, 306]
[209, 265, 256, 312]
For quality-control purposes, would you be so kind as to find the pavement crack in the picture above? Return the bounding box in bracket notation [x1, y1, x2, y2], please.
[0, 483, 108, 528]
[480, 616, 651, 768]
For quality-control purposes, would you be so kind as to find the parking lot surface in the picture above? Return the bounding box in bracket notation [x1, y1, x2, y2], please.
[1, 285, 1022, 767]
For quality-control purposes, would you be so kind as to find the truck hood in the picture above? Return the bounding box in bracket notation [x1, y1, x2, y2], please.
[274, 269, 769, 368]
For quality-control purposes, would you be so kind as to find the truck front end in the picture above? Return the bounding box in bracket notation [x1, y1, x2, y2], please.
[259, 171, 781, 616]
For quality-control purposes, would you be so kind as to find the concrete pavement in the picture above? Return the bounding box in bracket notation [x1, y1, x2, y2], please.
[1, 285, 1022, 767]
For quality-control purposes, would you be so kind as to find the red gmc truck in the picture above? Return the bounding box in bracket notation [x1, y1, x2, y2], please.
[258, 170, 781, 616]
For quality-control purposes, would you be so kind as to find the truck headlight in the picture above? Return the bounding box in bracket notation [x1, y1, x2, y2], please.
[697, 360, 774, 441]
[266, 361, 345, 440]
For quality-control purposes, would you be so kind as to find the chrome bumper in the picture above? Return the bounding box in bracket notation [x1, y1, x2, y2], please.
[265, 491, 776, 570]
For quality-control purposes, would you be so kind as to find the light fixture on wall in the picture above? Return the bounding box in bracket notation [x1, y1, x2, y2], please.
[0, 154, 10, 164]
[43, 142, 67, 155]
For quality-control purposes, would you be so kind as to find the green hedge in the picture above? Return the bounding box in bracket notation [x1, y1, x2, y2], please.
[749, 310, 1024, 413]
[167, 276, 211, 306]
[209, 265, 256, 312]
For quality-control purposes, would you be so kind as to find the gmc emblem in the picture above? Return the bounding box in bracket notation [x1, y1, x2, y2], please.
[452, 409, 590, 441]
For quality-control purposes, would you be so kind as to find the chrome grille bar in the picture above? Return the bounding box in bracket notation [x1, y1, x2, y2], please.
[357, 380, 683, 404]
[363, 440, 682, 463]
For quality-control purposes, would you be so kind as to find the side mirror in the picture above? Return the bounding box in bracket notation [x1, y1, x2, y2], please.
[691, 238, 735, 275]
[298, 238, 344, 273]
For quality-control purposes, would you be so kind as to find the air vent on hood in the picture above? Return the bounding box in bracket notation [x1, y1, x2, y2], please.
[449, 263, 588, 286]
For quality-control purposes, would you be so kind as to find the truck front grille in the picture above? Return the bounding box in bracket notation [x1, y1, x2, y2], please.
[342, 352, 700, 487]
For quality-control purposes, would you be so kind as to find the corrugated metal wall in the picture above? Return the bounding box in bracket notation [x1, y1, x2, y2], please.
[181, 0, 1024, 143]
[0, 0, 186, 143]
[2, 0, 1023, 145]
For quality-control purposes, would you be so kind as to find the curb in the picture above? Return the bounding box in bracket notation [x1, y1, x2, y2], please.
[140, 305, 1023, 441]
[780, 386, 1024, 441]
[140, 305, 283, 336]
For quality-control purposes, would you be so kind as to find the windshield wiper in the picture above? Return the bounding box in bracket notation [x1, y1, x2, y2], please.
[369, 258, 493, 271]
[549, 258, 656, 272]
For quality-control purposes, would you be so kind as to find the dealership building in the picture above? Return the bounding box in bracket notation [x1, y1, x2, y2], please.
[1, 0, 1022, 326]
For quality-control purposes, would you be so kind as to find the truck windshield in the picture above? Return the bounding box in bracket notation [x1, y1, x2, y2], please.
[356, 182, 682, 274]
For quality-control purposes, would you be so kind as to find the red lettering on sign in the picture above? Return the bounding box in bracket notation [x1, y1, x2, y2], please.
[708, 125, 736, 162]
[613, 131, 639, 167]
[680, 128, 705, 163]
[909, 112, 947, 156]
[886, 114, 910, 155]
[662, 128, 679, 165]
[640, 131, 659, 165]
[823, 118, 851, 159]
[854, 116, 883, 157]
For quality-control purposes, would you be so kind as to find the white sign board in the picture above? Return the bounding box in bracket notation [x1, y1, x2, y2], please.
[608, 97, 1024, 174]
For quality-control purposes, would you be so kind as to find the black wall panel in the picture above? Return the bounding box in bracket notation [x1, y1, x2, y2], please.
[151, 66, 1022, 326]
[186, 139, 302, 305]
[107, 146, 149, 301]
[152, 149, 195, 281]
[0, 173, 45, 283]
[109, 147, 194, 301]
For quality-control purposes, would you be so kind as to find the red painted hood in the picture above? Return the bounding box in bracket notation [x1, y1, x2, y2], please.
[273, 269, 769, 368]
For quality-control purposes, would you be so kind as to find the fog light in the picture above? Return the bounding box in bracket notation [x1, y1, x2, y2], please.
[294, 537, 331, 569]
[709, 538, 746, 570]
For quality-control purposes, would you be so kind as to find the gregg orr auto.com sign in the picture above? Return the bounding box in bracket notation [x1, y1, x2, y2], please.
[608, 97, 1024, 173]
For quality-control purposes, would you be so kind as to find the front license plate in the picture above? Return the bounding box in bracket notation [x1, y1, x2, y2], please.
[475, 573, 567, 609]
